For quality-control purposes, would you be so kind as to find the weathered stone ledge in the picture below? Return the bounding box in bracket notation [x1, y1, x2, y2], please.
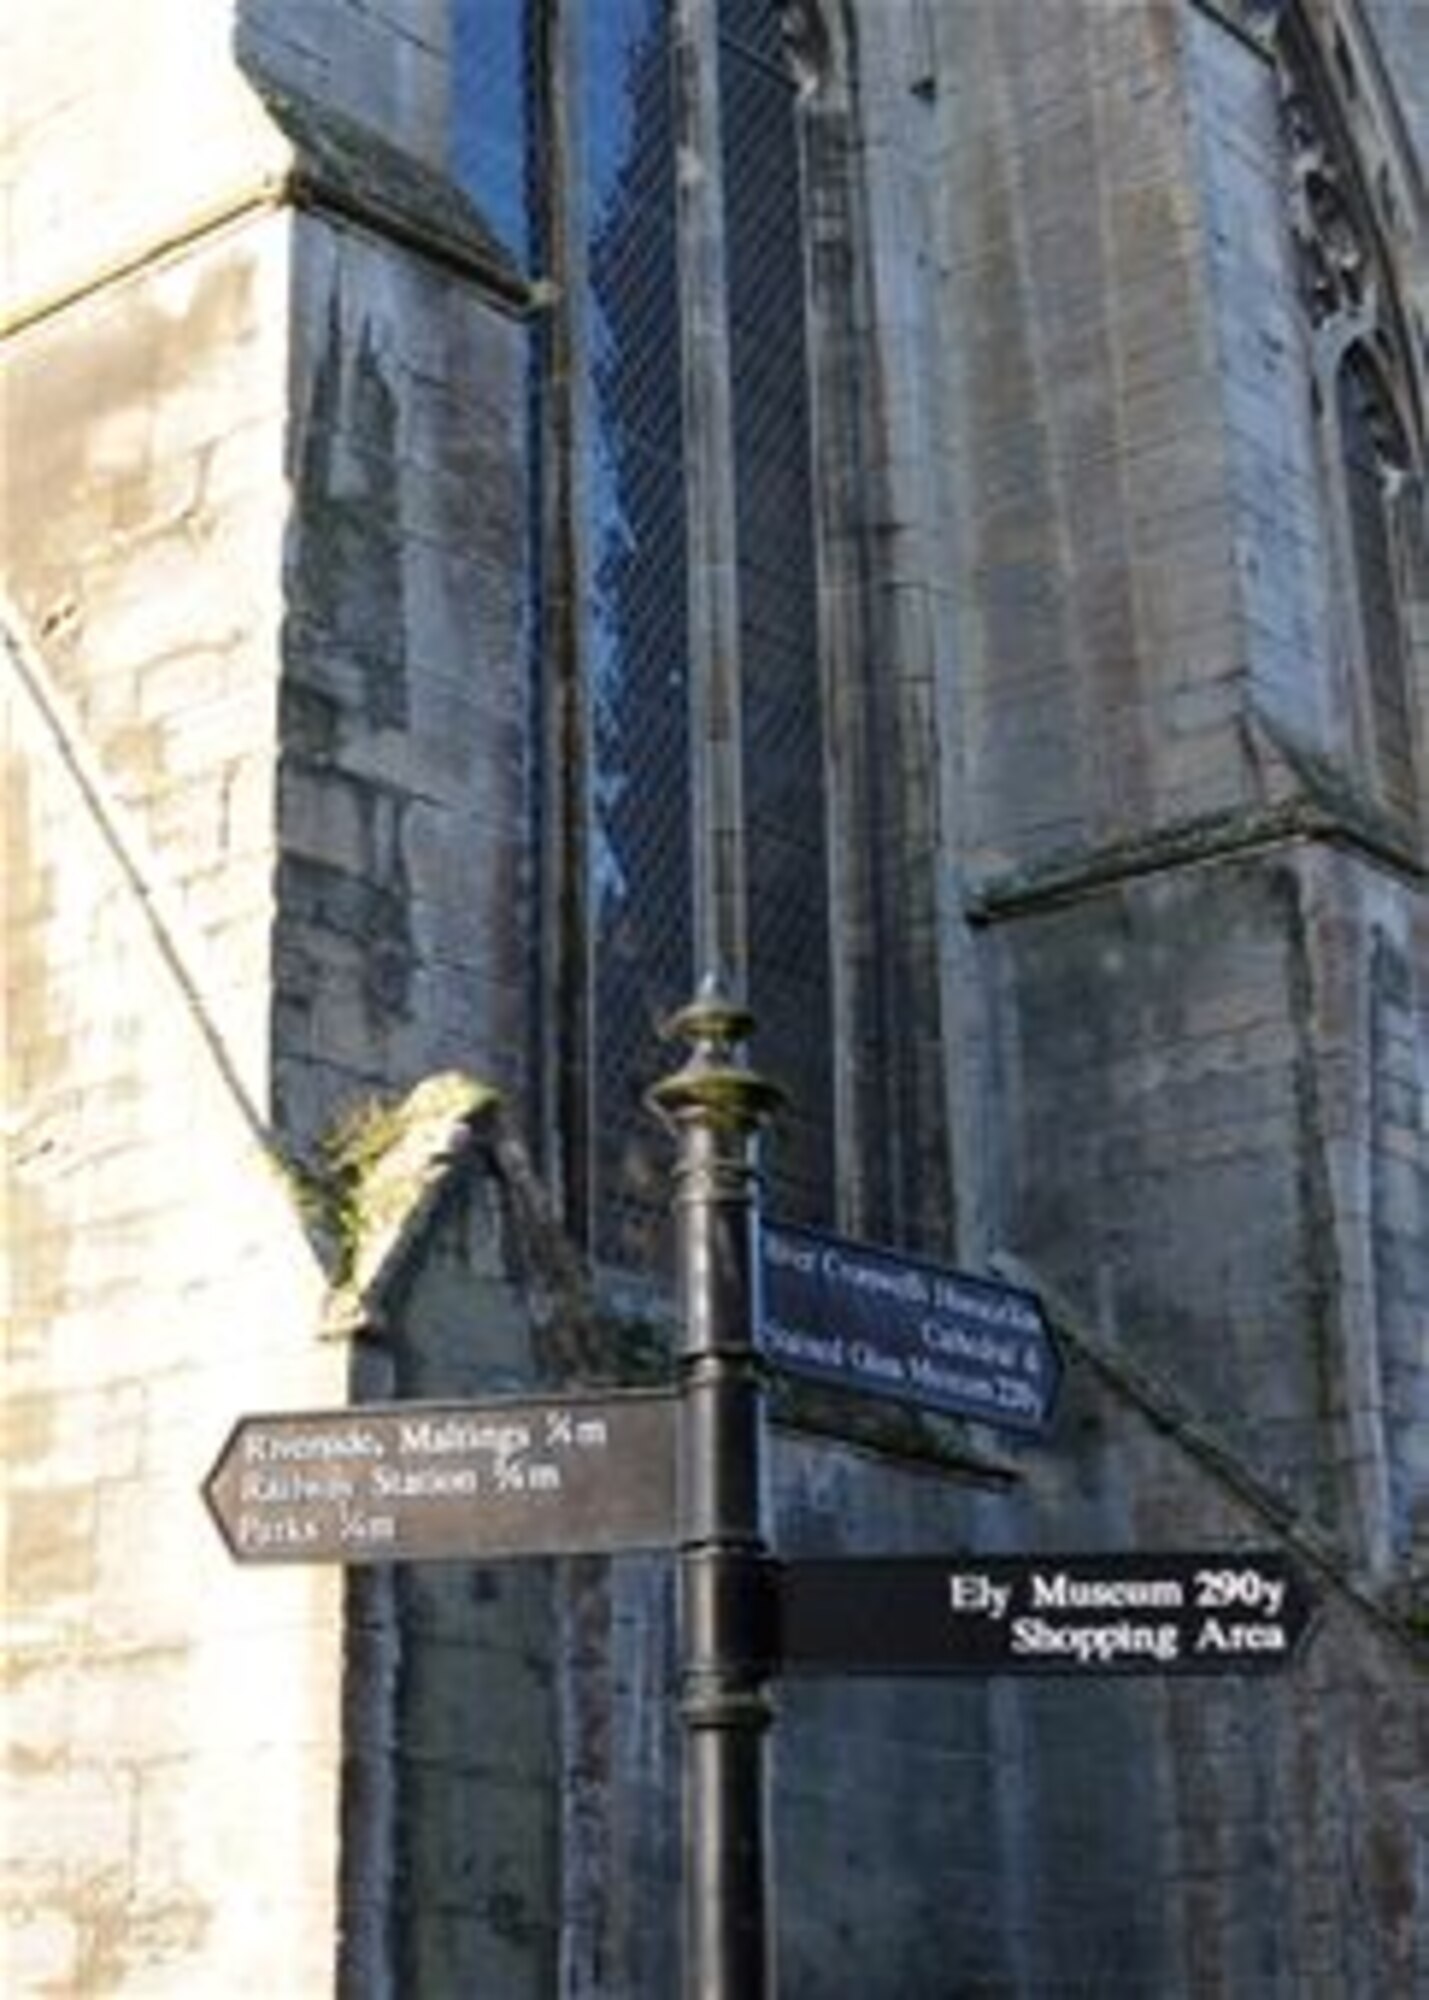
[967, 795, 1425, 925]
[241, 58, 537, 316]
[3, 63, 542, 343]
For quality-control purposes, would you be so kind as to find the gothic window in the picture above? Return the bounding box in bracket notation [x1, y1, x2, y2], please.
[719, 0, 834, 1234]
[578, 0, 695, 1269]
[1278, 14, 1425, 831]
[456, 2, 835, 1268]
[1336, 345, 1417, 822]
[1368, 929, 1429, 1565]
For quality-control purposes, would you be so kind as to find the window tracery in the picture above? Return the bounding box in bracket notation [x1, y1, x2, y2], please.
[457, 1, 835, 1263]
[1273, 5, 1425, 832]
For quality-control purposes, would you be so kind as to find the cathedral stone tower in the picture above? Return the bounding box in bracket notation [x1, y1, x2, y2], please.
[5, 3, 1427, 1994]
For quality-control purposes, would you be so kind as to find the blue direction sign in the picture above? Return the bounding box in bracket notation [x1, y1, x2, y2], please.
[761, 1222, 1061, 1436]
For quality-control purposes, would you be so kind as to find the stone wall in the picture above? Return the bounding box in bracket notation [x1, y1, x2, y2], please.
[6, 3, 535, 1988]
[771, 1341, 1429, 1998]
[907, 0, 1429, 1578]
[4, 0, 286, 333]
[5, 596, 346, 1994]
[237, 0, 453, 173]
[2, 205, 348, 2000]
[5, 2, 1427, 1995]
[2, 10, 343, 1991]
[272, 204, 531, 1152]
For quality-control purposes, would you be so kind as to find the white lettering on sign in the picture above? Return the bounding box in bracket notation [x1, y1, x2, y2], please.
[930, 1275, 1042, 1335]
[237, 1512, 322, 1549]
[949, 1573, 1011, 1621]
[372, 1464, 480, 1500]
[1012, 1618, 1182, 1666]
[1194, 1617, 1287, 1655]
[919, 1318, 1019, 1372]
[760, 1226, 1058, 1436]
[244, 1425, 385, 1465]
[762, 1318, 846, 1371]
[821, 1245, 931, 1308]
[766, 1231, 818, 1274]
[776, 1550, 1311, 1677]
[850, 1341, 906, 1386]
[493, 1457, 563, 1495]
[338, 1506, 396, 1547]
[206, 1392, 681, 1565]
[1193, 1567, 1286, 1618]
[241, 1469, 355, 1505]
[399, 1416, 531, 1458]
[907, 1355, 1034, 1415]
[1032, 1570, 1185, 1611]
[933, 1561, 1298, 1672]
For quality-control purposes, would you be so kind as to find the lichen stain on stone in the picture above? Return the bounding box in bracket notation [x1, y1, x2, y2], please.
[8, 1487, 98, 1600]
[2, 744, 76, 1351]
[288, 1070, 499, 1318]
[0, 1391, 58, 1481]
[288, 292, 409, 731]
[72, 1868, 212, 1998]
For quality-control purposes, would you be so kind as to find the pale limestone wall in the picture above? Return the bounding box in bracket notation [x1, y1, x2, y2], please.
[3, 17, 351, 1990]
[4, 218, 293, 1007]
[5, 610, 345, 1990]
[7, 0, 532, 1984]
[2, 0, 287, 331]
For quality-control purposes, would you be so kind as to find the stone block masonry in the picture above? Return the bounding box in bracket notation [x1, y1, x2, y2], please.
[273, 210, 531, 1151]
[6, 1, 1428, 1994]
[3, 8, 347, 1987]
[5, 605, 348, 1996]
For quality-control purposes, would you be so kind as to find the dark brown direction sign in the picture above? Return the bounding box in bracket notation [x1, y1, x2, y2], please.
[778, 1550, 1316, 1677]
[204, 1388, 678, 1565]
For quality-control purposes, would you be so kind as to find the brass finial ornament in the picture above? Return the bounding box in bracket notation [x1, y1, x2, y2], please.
[647, 974, 786, 1133]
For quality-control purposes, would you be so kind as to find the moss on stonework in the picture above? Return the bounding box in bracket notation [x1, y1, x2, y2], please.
[274, 1073, 500, 1315]
[324, 1072, 495, 1180]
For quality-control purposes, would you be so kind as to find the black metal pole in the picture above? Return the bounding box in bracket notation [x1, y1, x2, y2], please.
[650, 984, 782, 2000]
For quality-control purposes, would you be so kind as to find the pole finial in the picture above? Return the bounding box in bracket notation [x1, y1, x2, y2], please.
[647, 981, 785, 1133]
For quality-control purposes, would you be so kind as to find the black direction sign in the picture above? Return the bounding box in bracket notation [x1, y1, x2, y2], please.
[762, 1222, 1061, 1436]
[204, 1389, 678, 1565]
[778, 1551, 1316, 1677]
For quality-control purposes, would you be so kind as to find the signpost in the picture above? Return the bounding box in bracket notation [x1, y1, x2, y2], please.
[203, 1388, 678, 1565]
[202, 990, 1320, 1999]
[762, 1220, 1061, 1436]
[778, 1550, 1316, 1678]
[648, 989, 784, 2000]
